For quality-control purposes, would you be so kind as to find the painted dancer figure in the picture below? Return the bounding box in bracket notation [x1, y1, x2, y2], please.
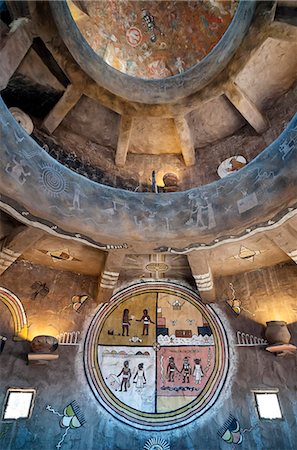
[117, 360, 131, 392]
[166, 356, 179, 382]
[136, 309, 155, 336]
[193, 358, 204, 384]
[122, 308, 131, 336]
[133, 363, 146, 389]
[181, 356, 192, 383]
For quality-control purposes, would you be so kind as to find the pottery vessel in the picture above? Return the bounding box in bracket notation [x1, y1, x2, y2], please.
[265, 321, 291, 345]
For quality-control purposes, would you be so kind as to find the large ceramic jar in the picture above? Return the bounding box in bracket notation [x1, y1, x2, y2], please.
[265, 321, 291, 345]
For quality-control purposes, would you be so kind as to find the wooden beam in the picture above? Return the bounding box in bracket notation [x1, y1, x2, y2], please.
[174, 116, 196, 166]
[0, 226, 44, 275]
[277, 1, 297, 8]
[0, 21, 32, 90]
[267, 21, 297, 42]
[32, 37, 69, 88]
[42, 84, 83, 134]
[187, 252, 216, 303]
[266, 225, 297, 264]
[96, 251, 126, 303]
[225, 82, 268, 134]
[115, 116, 133, 167]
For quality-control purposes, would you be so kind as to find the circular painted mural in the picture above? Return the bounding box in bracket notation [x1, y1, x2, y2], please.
[85, 282, 228, 430]
[68, 0, 237, 79]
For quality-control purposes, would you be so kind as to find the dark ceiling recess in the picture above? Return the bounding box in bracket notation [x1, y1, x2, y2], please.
[5, 0, 30, 20]
[32, 130, 142, 192]
[275, 6, 297, 26]
[1, 73, 63, 119]
[32, 38, 70, 88]
[0, 1, 11, 26]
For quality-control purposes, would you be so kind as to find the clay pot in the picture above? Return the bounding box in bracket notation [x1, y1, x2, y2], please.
[163, 173, 179, 192]
[265, 321, 291, 345]
[31, 335, 59, 353]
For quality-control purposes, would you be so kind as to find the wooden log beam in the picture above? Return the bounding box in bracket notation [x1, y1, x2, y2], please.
[267, 21, 297, 42]
[267, 225, 297, 264]
[174, 115, 196, 167]
[32, 37, 69, 88]
[97, 251, 126, 303]
[0, 21, 32, 90]
[115, 116, 133, 167]
[0, 226, 44, 275]
[42, 84, 83, 134]
[187, 252, 216, 303]
[225, 81, 268, 134]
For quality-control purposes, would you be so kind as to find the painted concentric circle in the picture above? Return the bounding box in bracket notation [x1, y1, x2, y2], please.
[84, 282, 229, 430]
[40, 165, 66, 196]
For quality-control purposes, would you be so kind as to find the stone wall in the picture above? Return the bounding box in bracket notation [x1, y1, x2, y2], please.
[0, 261, 296, 450]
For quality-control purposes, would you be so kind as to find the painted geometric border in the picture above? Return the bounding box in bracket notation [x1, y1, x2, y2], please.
[84, 281, 229, 430]
[0, 287, 28, 340]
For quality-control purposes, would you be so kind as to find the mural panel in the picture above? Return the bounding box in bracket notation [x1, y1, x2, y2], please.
[68, 0, 237, 79]
[85, 282, 228, 430]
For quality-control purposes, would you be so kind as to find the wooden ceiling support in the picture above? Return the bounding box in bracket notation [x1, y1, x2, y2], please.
[32, 37, 69, 88]
[42, 84, 83, 134]
[267, 225, 297, 264]
[0, 226, 44, 275]
[115, 116, 133, 167]
[96, 251, 126, 303]
[268, 21, 297, 42]
[187, 252, 216, 303]
[225, 81, 268, 134]
[0, 21, 32, 90]
[174, 115, 196, 166]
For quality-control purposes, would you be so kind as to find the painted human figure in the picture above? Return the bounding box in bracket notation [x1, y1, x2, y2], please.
[133, 363, 146, 389]
[136, 309, 155, 336]
[167, 356, 179, 382]
[117, 360, 131, 392]
[5, 156, 30, 185]
[122, 308, 131, 336]
[193, 358, 204, 384]
[186, 193, 206, 228]
[181, 356, 192, 383]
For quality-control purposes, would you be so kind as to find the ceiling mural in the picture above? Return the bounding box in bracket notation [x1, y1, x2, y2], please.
[121, 254, 192, 281]
[68, 0, 238, 79]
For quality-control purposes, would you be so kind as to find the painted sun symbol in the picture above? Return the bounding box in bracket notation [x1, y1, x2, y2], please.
[39, 163, 68, 198]
[144, 437, 170, 450]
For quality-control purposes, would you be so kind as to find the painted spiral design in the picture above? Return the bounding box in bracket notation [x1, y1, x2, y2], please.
[41, 166, 66, 195]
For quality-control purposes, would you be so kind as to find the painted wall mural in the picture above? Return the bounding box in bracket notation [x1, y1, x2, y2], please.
[218, 415, 255, 447]
[68, 0, 237, 79]
[46, 401, 86, 449]
[218, 415, 243, 445]
[51, 2, 255, 103]
[0, 287, 28, 340]
[0, 101, 296, 248]
[85, 282, 228, 430]
[144, 437, 170, 450]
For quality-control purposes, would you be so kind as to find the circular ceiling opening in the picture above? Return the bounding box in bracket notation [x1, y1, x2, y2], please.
[84, 282, 229, 430]
[51, 1, 255, 103]
[68, 0, 237, 79]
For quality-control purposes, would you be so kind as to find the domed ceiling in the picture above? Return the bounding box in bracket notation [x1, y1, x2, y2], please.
[68, 0, 237, 79]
